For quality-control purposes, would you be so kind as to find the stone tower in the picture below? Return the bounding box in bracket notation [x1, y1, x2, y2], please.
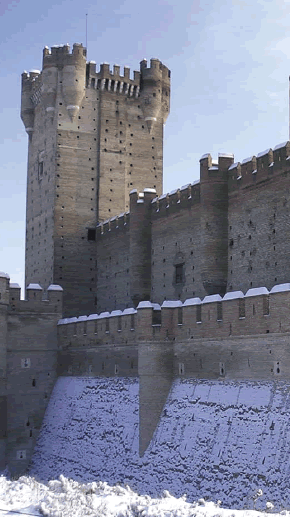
[21, 43, 170, 316]
[200, 153, 233, 296]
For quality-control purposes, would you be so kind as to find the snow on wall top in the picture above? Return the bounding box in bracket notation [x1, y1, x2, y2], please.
[270, 283, 290, 293]
[122, 308, 137, 315]
[137, 301, 154, 309]
[9, 283, 20, 288]
[87, 313, 99, 320]
[161, 300, 182, 308]
[257, 148, 271, 158]
[77, 315, 87, 322]
[26, 283, 42, 290]
[273, 141, 288, 151]
[183, 297, 202, 306]
[143, 188, 156, 194]
[245, 287, 269, 297]
[47, 284, 63, 291]
[110, 310, 123, 317]
[202, 294, 222, 304]
[218, 152, 234, 158]
[223, 291, 244, 301]
[228, 162, 240, 171]
[0, 272, 10, 279]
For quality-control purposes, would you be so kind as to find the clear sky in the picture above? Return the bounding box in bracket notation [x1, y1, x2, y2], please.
[1, 0, 290, 295]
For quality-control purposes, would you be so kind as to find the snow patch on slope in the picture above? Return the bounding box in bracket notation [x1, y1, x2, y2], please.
[30, 377, 290, 511]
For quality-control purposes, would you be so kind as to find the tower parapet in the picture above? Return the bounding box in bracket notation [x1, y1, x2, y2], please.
[42, 43, 86, 120]
[139, 58, 170, 131]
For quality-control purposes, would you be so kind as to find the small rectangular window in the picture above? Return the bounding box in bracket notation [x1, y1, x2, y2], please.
[178, 307, 183, 325]
[87, 229, 96, 241]
[263, 295, 269, 316]
[130, 314, 135, 330]
[178, 362, 184, 375]
[118, 315, 122, 331]
[217, 302, 222, 321]
[152, 309, 161, 325]
[38, 161, 44, 180]
[175, 264, 184, 284]
[196, 305, 201, 323]
[239, 298, 245, 318]
[105, 318, 109, 333]
[115, 364, 119, 375]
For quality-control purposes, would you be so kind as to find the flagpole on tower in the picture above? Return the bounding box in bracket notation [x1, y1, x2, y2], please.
[86, 13, 88, 53]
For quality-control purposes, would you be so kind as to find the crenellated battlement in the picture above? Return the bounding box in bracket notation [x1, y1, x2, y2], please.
[151, 181, 200, 219]
[42, 43, 87, 67]
[8, 282, 63, 314]
[228, 141, 290, 192]
[57, 283, 290, 346]
[96, 211, 130, 237]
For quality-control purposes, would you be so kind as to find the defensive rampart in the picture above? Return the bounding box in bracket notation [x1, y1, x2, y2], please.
[0, 274, 63, 476]
[57, 282, 290, 454]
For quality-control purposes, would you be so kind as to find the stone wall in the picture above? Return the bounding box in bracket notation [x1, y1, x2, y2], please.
[4, 282, 62, 476]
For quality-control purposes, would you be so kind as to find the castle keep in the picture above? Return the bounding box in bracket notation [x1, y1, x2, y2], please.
[2, 42, 290, 480]
[21, 44, 290, 318]
[21, 43, 170, 316]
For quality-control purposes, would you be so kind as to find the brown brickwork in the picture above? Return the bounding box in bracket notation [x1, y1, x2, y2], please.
[21, 45, 170, 317]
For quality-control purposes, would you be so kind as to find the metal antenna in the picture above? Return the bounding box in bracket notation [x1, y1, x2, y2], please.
[86, 13, 88, 52]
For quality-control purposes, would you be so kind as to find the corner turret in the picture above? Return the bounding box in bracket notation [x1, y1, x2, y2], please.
[21, 72, 38, 136]
[42, 43, 86, 120]
[139, 58, 170, 132]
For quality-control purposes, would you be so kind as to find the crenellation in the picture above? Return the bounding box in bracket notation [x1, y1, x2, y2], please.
[55, 284, 290, 345]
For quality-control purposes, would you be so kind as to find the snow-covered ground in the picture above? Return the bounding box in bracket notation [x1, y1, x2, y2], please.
[29, 377, 290, 512]
[0, 474, 289, 517]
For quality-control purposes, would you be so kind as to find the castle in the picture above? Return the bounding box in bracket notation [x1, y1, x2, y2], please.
[2, 42, 290, 478]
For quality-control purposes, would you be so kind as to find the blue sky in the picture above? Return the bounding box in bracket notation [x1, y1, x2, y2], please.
[1, 0, 290, 295]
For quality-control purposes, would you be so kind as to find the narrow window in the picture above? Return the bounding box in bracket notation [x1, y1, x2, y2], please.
[115, 364, 119, 375]
[219, 362, 225, 376]
[130, 314, 135, 330]
[239, 298, 245, 318]
[196, 305, 201, 323]
[178, 307, 183, 325]
[118, 315, 122, 331]
[217, 302, 222, 321]
[106, 318, 109, 333]
[263, 295, 269, 316]
[175, 264, 184, 284]
[38, 161, 44, 180]
[178, 363, 184, 375]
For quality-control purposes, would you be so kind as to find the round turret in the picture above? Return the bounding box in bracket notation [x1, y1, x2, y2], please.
[21, 73, 35, 136]
[62, 43, 86, 121]
[139, 58, 170, 131]
[41, 43, 86, 121]
[41, 57, 58, 114]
